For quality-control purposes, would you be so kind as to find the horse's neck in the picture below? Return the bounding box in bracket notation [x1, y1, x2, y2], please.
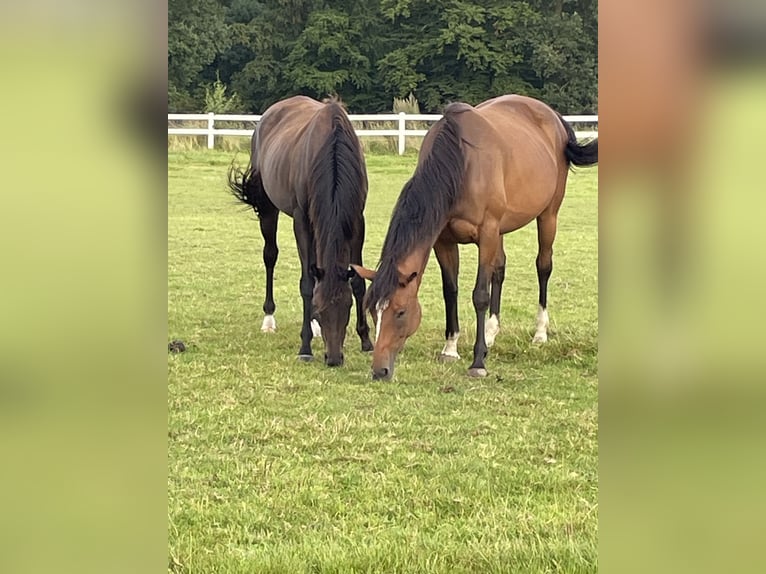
[316, 241, 350, 270]
[398, 244, 431, 278]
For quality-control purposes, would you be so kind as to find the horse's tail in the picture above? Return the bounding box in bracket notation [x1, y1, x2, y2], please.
[227, 161, 270, 217]
[557, 112, 598, 167]
[308, 102, 367, 262]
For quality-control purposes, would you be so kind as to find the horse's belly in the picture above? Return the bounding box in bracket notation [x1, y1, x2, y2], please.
[497, 178, 558, 233]
[499, 212, 537, 234]
[260, 172, 297, 216]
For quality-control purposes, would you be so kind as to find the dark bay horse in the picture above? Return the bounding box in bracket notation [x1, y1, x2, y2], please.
[352, 95, 598, 380]
[229, 96, 373, 366]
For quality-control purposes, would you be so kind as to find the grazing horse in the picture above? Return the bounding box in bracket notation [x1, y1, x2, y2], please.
[352, 95, 598, 380]
[229, 96, 373, 366]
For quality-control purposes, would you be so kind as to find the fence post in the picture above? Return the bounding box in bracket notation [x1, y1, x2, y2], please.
[207, 112, 215, 149]
[398, 112, 406, 155]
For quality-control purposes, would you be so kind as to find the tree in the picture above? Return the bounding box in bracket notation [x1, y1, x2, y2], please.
[204, 72, 244, 113]
[167, 0, 598, 114]
[168, 0, 232, 111]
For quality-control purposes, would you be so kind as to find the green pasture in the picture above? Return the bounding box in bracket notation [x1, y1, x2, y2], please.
[168, 149, 598, 573]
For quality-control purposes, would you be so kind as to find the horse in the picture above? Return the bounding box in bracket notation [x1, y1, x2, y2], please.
[228, 95, 373, 366]
[352, 94, 598, 380]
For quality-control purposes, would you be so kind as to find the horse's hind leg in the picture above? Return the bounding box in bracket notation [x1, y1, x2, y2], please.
[434, 238, 461, 362]
[259, 207, 280, 333]
[351, 221, 373, 352]
[534, 211, 558, 343]
[485, 243, 506, 348]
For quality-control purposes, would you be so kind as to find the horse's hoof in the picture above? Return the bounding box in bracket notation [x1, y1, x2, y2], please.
[361, 341, 374, 353]
[261, 315, 276, 333]
[297, 354, 314, 362]
[438, 353, 460, 363]
[532, 333, 548, 344]
[467, 367, 488, 378]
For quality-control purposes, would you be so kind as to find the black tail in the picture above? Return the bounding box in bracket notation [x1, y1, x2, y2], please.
[557, 112, 598, 167]
[227, 162, 271, 217]
[307, 102, 367, 269]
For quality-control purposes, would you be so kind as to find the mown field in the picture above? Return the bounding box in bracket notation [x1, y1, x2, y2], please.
[168, 149, 598, 573]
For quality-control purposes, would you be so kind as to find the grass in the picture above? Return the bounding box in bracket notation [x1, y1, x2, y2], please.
[168, 149, 598, 573]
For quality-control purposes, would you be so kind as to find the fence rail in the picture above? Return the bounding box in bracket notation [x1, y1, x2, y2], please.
[168, 112, 598, 155]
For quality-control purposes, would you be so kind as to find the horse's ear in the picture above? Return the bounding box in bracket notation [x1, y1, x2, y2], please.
[350, 264, 376, 282]
[310, 264, 325, 281]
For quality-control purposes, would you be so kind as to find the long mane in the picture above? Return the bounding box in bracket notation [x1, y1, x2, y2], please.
[365, 103, 470, 311]
[307, 100, 367, 308]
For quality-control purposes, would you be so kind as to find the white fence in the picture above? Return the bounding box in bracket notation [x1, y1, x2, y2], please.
[168, 112, 598, 155]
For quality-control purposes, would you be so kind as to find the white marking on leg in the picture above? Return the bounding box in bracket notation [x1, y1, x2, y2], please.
[375, 300, 388, 342]
[311, 319, 322, 338]
[532, 305, 549, 343]
[485, 314, 500, 348]
[261, 314, 276, 333]
[440, 333, 460, 359]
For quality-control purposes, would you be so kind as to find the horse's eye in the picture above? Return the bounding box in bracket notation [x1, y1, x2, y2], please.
[395, 309, 406, 319]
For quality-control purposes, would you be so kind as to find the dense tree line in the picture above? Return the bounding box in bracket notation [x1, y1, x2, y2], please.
[169, 0, 597, 114]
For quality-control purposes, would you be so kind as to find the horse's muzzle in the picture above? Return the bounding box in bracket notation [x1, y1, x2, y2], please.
[372, 366, 392, 381]
[371, 351, 396, 381]
[324, 353, 344, 367]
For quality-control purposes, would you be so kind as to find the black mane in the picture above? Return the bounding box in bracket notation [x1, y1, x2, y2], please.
[366, 103, 470, 311]
[308, 101, 367, 310]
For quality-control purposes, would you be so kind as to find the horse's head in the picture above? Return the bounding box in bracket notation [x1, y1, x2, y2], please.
[351, 264, 422, 380]
[311, 265, 354, 367]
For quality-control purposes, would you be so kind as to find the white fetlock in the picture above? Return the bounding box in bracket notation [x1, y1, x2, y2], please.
[532, 332, 548, 343]
[485, 314, 500, 348]
[532, 306, 549, 343]
[440, 333, 460, 360]
[261, 314, 276, 333]
[311, 319, 322, 338]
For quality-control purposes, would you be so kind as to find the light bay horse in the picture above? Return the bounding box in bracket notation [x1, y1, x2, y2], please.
[352, 95, 597, 380]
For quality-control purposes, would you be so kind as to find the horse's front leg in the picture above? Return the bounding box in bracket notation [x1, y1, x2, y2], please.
[434, 238, 461, 362]
[293, 211, 316, 361]
[468, 230, 501, 377]
[351, 222, 373, 352]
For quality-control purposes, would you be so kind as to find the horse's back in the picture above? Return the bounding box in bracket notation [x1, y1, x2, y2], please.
[449, 95, 569, 235]
[256, 96, 323, 160]
[254, 96, 326, 215]
[474, 95, 567, 156]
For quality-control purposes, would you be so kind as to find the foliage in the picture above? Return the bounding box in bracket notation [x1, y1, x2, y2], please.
[168, 0, 232, 111]
[204, 72, 244, 113]
[168, 149, 598, 572]
[393, 92, 421, 114]
[168, 0, 597, 113]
